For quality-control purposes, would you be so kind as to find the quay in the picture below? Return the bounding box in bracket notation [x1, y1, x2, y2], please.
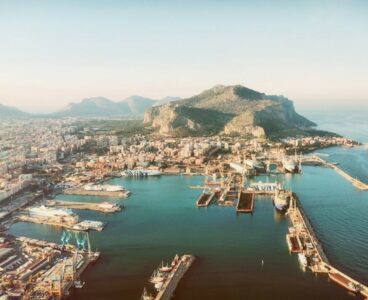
[287, 193, 368, 297]
[303, 155, 368, 191]
[46, 200, 122, 213]
[64, 187, 131, 197]
[196, 191, 215, 207]
[236, 190, 254, 213]
[17, 215, 105, 232]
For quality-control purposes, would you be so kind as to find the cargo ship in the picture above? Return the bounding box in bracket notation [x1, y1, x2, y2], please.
[121, 169, 162, 177]
[273, 180, 291, 212]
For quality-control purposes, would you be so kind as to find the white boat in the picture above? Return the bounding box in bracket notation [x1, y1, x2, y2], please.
[154, 281, 164, 291]
[140, 288, 153, 300]
[282, 157, 298, 173]
[74, 280, 85, 288]
[298, 253, 308, 269]
[273, 179, 291, 212]
[149, 270, 164, 284]
[122, 169, 162, 177]
[84, 184, 127, 192]
[159, 261, 172, 272]
[244, 159, 265, 171]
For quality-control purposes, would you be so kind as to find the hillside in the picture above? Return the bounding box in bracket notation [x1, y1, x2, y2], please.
[0, 103, 29, 118]
[144, 85, 316, 137]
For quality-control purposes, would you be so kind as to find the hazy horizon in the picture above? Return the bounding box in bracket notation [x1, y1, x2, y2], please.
[1, 0, 367, 113]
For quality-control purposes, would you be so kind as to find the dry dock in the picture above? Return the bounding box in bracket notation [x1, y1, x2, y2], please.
[46, 200, 122, 213]
[196, 192, 215, 207]
[236, 190, 254, 213]
[155, 255, 195, 300]
[64, 187, 130, 197]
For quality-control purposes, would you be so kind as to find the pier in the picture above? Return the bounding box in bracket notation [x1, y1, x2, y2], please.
[287, 193, 368, 297]
[236, 190, 254, 213]
[64, 187, 131, 197]
[46, 200, 122, 213]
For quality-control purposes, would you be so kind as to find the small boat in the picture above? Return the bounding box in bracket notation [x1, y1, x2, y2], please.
[149, 270, 164, 284]
[159, 261, 172, 272]
[154, 281, 164, 291]
[171, 254, 180, 267]
[140, 287, 153, 300]
[74, 280, 85, 288]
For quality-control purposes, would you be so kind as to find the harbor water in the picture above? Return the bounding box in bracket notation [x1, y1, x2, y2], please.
[10, 160, 368, 299]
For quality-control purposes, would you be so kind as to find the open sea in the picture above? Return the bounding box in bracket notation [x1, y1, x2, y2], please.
[9, 110, 368, 299]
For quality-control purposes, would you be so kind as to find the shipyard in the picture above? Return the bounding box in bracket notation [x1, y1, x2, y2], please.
[0, 117, 367, 299]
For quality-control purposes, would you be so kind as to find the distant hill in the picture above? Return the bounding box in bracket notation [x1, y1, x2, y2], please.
[144, 85, 316, 137]
[55, 96, 155, 117]
[54, 95, 181, 118]
[153, 96, 181, 107]
[119, 96, 155, 115]
[0, 103, 29, 118]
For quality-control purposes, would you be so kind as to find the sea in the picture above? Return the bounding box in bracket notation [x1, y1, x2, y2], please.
[9, 109, 368, 300]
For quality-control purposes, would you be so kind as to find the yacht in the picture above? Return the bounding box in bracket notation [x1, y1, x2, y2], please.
[298, 253, 308, 269]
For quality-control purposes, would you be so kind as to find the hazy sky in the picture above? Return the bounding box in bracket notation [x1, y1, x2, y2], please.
[0, 0, 367, 113]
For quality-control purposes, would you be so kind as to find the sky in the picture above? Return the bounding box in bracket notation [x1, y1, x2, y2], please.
[0, 0, 367, 113]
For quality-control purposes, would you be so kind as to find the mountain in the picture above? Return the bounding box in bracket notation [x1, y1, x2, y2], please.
[119, 96, 155, 115]
[0, 103, 29, 118]
[153, 96, 181, 107]
[143, 85, 316, 137]
[55, 96, 155, 117]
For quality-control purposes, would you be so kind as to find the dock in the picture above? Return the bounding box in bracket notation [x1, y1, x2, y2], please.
[236, 190, 254, 213]
[46, 200, 122, 213]
[196, 192, 215, 207]
[64, 187, 131, 197]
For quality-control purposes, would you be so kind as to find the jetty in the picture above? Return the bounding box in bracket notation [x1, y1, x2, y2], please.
[236, 190, 254, 213]
[46, 200, 122, 213]
[303, 155, 368, 190]
[287, 193, 368, 297]
[196, 191, 215, 207]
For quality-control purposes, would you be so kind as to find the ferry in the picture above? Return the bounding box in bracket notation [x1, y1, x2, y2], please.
[121, 169, 162, 177]
[84, 184, 127, 192]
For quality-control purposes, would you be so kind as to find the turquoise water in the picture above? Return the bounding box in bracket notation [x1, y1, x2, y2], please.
[10, 172, 363, 300]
